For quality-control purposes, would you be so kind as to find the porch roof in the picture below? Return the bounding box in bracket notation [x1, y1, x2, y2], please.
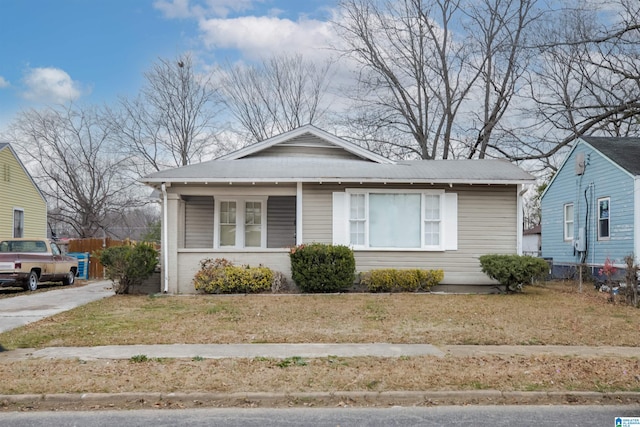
[142, 157, 535, 186]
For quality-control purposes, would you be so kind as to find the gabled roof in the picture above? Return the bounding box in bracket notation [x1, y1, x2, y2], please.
[0, 143, 47, 204]
[540, 136, 640, 201]
[581, 136, 640, 176]
[217, 124, 394, 164]
[142, 126, 534, 186]
[143, 157, 534, 185]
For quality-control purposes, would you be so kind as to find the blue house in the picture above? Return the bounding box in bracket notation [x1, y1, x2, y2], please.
[541, 137, 640, 278]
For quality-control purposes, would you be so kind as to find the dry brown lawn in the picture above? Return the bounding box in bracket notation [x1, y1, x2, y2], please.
[0, 280, 639, 401]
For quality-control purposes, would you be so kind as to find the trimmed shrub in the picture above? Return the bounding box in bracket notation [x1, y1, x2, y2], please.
[193, 258, 274, 294]
[98, 242, 158, 294]
[479, 254, 548, 292]
[360, 268, 444, 293]
[289, 244, 356, 293]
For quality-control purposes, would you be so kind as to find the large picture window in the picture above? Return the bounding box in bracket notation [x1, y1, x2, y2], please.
[563, 203, 574, 241]
[598, 197, 610, 240]
[346, 190, 445, 250]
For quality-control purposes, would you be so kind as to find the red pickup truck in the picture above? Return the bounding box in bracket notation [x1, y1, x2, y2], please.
[0, 238, 78, 291]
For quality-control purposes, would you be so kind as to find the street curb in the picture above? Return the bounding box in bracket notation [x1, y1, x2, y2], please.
[1, 391, 639, 411]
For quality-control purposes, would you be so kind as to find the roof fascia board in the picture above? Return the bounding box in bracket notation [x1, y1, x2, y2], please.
[142, 177, 534, 185]
[217, 125, 394, 164]
[540, 139, 582, 201]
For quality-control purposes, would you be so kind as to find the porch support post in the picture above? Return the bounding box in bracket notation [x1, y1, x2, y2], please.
[517, 184, 524, 255]
[296, 181, 303, 245]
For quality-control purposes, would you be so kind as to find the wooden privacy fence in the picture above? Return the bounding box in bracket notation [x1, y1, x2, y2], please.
[67, 238, 130, 279]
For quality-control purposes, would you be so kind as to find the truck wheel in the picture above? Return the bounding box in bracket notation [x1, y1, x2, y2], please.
[25, 271, 38, 291]
[62, 270, 75, 286]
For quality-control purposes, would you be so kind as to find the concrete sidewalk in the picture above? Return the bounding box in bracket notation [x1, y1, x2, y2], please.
[2, 343, 638, 361]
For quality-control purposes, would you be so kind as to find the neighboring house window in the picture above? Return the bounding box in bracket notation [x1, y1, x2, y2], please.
[215, 198, 267, 248]
[13, 208, 24, 238]
[345, 190, 447, 250]
[598, 197, 610, 240]
[563, 203, 574, 241]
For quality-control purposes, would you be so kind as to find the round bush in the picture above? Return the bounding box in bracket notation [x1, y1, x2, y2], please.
[289, 244, 355, 293]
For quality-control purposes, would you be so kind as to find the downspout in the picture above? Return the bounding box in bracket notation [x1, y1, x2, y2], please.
[517, 185, 526, 255]
[161, 183, 169, 293]
[296, 182, 303, 245]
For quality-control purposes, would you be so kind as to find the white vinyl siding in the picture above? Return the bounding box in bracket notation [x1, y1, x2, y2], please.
[563, 203, 574, 241]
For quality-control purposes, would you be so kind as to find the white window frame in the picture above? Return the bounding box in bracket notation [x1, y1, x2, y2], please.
[214, 197, 267, 249]
[13, 208, 24, 238]
[563, 203, 574, 242]
[597, 197, 610, 241]
[345, 189, 445, 251]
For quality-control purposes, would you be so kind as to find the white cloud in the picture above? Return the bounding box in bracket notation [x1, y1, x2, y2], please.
[198, 15, 335, 61]
[154, 0, 256, 19]
[154, 0, 192, 18]
[22, 67, 82, 103]
[0, 76, 9, 88]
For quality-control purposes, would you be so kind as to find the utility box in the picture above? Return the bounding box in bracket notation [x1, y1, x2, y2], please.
[68, 252, 90, 280]
[574, 227, 586, 252]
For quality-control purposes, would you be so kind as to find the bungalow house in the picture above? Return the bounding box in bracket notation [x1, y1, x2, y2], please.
[141, 125, 535, 294]
[0, 143, 47, 238]
[540, 136, 640, 278]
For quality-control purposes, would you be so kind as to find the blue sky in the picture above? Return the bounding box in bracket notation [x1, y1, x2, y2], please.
[0, 0, 338, 128]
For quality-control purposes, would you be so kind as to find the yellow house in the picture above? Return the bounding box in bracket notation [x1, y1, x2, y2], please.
[0, 143, 47, 238]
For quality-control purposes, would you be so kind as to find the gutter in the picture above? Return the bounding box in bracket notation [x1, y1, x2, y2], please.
[161, 183, 169, 293]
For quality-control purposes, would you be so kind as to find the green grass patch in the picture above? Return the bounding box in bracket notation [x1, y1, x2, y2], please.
[277, 356, 307, 368]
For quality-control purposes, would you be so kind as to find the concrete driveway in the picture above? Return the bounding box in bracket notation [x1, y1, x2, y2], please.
[0, 280, 114, 335]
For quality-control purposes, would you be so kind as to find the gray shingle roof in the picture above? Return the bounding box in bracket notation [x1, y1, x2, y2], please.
[142, 157, 534, 185]
[581, 136, 640, 176]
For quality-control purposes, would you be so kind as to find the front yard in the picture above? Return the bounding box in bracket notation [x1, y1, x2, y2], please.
[0, 281, 638, 402]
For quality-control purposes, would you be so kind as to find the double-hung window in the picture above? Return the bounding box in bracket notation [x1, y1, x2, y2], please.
[346, 190, 446, 250]
[563, 203, 574, 241]
[598, 197, 610, 240]
[215, 198, 266, 248]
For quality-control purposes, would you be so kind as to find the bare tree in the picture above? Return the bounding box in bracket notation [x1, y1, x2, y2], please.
[501, 0, 640, 168]
[109, 53, 222, 175]
[219, 53, 333, 143]
[464, 0, 542, 159]
[335, 0, 485, 159]
[6, 104, 142, 238]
